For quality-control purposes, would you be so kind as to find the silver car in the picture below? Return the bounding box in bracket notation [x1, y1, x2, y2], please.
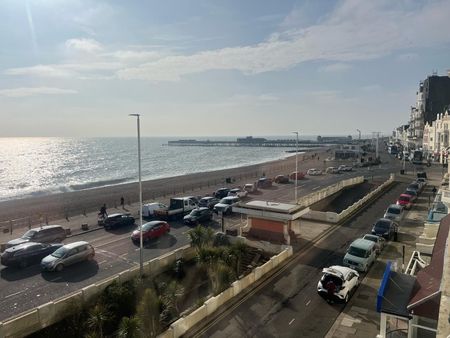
[41, 241, 95, 272]
[383, 204, 403, 222]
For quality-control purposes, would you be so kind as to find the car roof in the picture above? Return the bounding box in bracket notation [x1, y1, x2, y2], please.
[350, 238, 375, 250]
[363, 234, 380, 240]
[5, 241, 44, 252]
[322, 265, 356, 279]
[387, 204, 402, 210]
[143, 221, 166, 226]
[62, 241, 90, 249]
[30, 225, 63, 231]
[201, 196, 214, 200]
[399, 194, 411, 198]
[107, 213, 126, 218]
[229, 188, 240, 192]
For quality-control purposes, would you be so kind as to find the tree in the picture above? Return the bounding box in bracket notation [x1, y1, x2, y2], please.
[188, 225, 215, 253]
[116, 316, 141, 338]
[86, 303, 111, 338]
[136, 288, 161, 338]
[229, 241, 249, 277]
[159, 280, 184, 323]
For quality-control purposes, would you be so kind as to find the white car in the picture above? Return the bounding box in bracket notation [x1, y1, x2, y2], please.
[383, 204, 404, 222]
[142, 202, 167, 217]
[317, 266, 359, 303]
[228, 188, 248, 198]
[338, 165, 353, 172]
[362, 234, 386, 254]
[307, 168, 322, 176]
[213, 196, 240, 215]
[243, 183, 256, 193]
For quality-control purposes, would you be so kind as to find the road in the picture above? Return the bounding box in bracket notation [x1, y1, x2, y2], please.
[0, 154, 405, 322]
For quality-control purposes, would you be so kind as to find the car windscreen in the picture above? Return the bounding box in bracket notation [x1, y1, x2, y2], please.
[190, 210, 200, 216]
[142, 223, 157, 231]
[387, 207, 400, 215]
[375, 220, 390, 229]
[399, 196, 410, 202]
[219, 199, 231, 204]
[348, 246, 368, 258]
[22, 230, 36, 239]
[52, 247, 68, 258]
[363, 235, 377, 242]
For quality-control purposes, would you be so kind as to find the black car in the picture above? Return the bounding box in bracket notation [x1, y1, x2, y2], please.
[407, 182, 421, 194]
[1, 242, 63, 268]
[183, 207, 213, 225]
[214, 188, 230, 199]
[198, 196, 220, 209]
[371, 218, 398, 241]
[104, 213, 135, 230]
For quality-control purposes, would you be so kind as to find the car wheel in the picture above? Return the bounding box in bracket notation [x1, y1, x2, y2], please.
[55, 264, 64, 272]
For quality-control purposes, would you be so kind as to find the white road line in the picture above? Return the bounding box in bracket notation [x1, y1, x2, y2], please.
[98, 260, 107, 265]
[288, 318, 295, 325]
[312, 186, 321, 191]
[120, 253, 128, 257]
[306, 300, 311, 306]
[5, 290, 25, 299]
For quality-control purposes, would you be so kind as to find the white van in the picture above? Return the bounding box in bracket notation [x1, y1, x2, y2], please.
[142, 202, 167, 217]
[343, 238, 377, 272]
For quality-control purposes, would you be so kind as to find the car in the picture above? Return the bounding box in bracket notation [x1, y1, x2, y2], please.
[142, 202, 168, 217]
[396, 194, 413, 209]
[214, 188, 230, 199]
[103, 213, 135, 230]
[274, 175, 290, 184]
[383, 204, 404, 222]
[338, 165, 353, 172]
[183, 207, 213, 225]
[41, 241, 95, 272]
[307, 168, 322, 176]
[289, 172, 305, 180]
[317, 265, 360, 303]
[362, 234, 385, 254]
[6, 225, 67, 248]
[343, 238, 377, 272]
[228, 188, 248, 198]
[131, 221, 170, 243]
[407, 182, 422, 194]
[243, 183, 257, 193]
[403, 189, 417, 202]
[198, 196, 220, 209]
[325, 167, 340, 174]
[213, 196, 240, 215]
[371, 218, 398, 241]
[1, 242, 63, 268]
[257, 177, 273, 188]
[415, 177, 427, 188]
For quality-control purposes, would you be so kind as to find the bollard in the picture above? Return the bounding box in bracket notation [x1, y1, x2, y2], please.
[83, 209, 86, 216]
[28, 217, 31, 229]
[45, 215, 49, 225]
[9, 220, 13, 235]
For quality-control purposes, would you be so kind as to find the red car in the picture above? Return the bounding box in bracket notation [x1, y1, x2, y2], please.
[131, 221, 170, 243]
[396, 194, 412, 209]
[290, 171, 305, 180]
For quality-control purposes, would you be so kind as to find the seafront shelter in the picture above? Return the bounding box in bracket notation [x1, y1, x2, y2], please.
[232, 200, 308, 245]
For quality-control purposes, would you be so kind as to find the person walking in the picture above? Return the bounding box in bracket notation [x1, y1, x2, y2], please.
[100, 204, 107, 218]
[120, 196, 125, 209]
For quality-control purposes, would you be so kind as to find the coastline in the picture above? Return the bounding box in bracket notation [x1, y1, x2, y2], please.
[0, 147, 332, 224]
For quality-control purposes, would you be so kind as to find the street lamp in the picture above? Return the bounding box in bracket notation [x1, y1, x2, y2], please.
[292, 132, 299, 203]
[129, 113, 143, 277]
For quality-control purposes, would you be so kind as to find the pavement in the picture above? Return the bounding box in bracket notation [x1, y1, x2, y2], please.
[325, 164, 443, 338]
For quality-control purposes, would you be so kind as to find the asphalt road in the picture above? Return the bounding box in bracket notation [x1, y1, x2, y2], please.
[0, 154, 406, 322]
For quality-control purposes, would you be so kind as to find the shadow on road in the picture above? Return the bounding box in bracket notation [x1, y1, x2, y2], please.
[41, 260, 99, 283]
[0, 264, 42, 281]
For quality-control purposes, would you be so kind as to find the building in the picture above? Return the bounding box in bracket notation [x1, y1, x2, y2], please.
[423, 110, 450, 163]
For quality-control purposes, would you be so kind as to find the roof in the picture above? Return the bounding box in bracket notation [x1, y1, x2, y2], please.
[407, 214, 450, 319]
[323, 265, 356, 279]
[63, 241, 89, 249]
[31, 225, 63, 231]
[243, 200, 299, 213]
[350, 238, 375, 250]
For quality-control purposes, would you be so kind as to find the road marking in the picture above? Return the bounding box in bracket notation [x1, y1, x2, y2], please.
[5, 290, 25, 299]
[98, 260, 107, 265]
[288, 318, 295, 325]
[120, 253, 128, 257]
[312, 186, 320, 191]
[306, 300, 311, 306]
[49, 277, 62, 282]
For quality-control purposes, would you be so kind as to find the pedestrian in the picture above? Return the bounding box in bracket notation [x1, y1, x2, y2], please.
[120, 196, 125, 209]
[100, 204, 107, 218]
[432, 186, 437, 197]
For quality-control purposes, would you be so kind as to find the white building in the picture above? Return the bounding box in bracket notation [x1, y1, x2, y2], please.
[423, 110, 450, 162]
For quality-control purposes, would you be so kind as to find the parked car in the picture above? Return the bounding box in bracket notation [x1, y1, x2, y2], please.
[274, 175, 290, 184]
[142, 202, 168, 217]
[307, 168, 322, 176]
[183, 207, 213, 225]
[289, 172, 305, 180]
[325, 167, 340, 174]
[198, 196, 220, 209]
[214, 188, 230, 199]
[338, 165, 353, 172]
[213, 196, 240, 215]
[415, 177, 427, 189]
[396, 194, 413, 209]
[407, 182, 422, 194]
[1, 242, 63, 268]
[317, 265, 359, 303]
[371, 218, 398, 241]
[343, 238, 377, 272]
[41, 241, 95, 272]
[362, 234, 385, 254]
[383, 204, 404, 222]
[131, 221, 170, 243]
[243, 183, 257, 193]
[103, 213, 135, 230]
[403, 189, 417, 202]
[257, 177, 273, 188]
[6, 225, 66, 248]
[228, 188, 248, 198]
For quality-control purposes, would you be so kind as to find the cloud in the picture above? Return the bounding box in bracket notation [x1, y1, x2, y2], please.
[396, 53, 419, 62]
[0, 87, 77, 97]
[319, 63, 352, 73]
[65, 38, 103, 53]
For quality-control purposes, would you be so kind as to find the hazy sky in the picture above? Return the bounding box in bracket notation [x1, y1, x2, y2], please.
[1, 0, 450, 137]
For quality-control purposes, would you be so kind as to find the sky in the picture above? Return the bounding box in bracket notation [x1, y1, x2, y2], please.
[1, 0, 450, 137]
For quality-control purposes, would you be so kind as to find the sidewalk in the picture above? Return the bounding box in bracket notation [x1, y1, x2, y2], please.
[325, 168, 442, 338]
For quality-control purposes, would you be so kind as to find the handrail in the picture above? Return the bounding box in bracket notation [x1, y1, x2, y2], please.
[405, 251, 427, 275]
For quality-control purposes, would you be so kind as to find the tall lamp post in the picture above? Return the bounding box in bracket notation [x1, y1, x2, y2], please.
[292, 132, 299, 203]
[129, 113, 143, 277]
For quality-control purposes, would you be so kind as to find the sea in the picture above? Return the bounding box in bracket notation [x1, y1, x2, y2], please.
[0, 136, 313, 202]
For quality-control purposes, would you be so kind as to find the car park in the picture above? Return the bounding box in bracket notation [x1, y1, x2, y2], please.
[6, 225, 66, 248]
[274, 175, 290, 184]
[183, 207, 212, 225]
[41, 241, 95, 272]
[338, 165, 353, 172]
[142, 202, 168, 217]
[325, 167, 340, 174]
[289, 172, 305, 180]
[1, 242, 63, 268]
[343, 238, 377, 272]
[103, 213, 135, 230]
[362, 234, 385, 254]
[131, 221, 170, 243]
[307, 168, 322, 176]
[213, 196, 240, 215]
[214, 188, 230, 199]
[396, 194, 413, 209]
[371, 218, 398, 241]
[317, 265, 359, 303]
[228, 188, 248, 198]
[383, 204, 404, 222]
[198, 196, 220, 209]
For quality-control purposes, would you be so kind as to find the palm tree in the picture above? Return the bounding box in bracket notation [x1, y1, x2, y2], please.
[188, 225, 214, 253]
[116, 316, 141, 338]
[229, 241, 248, 277]
[86, 303, 111, 338]
[136, 288, 161, 338]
